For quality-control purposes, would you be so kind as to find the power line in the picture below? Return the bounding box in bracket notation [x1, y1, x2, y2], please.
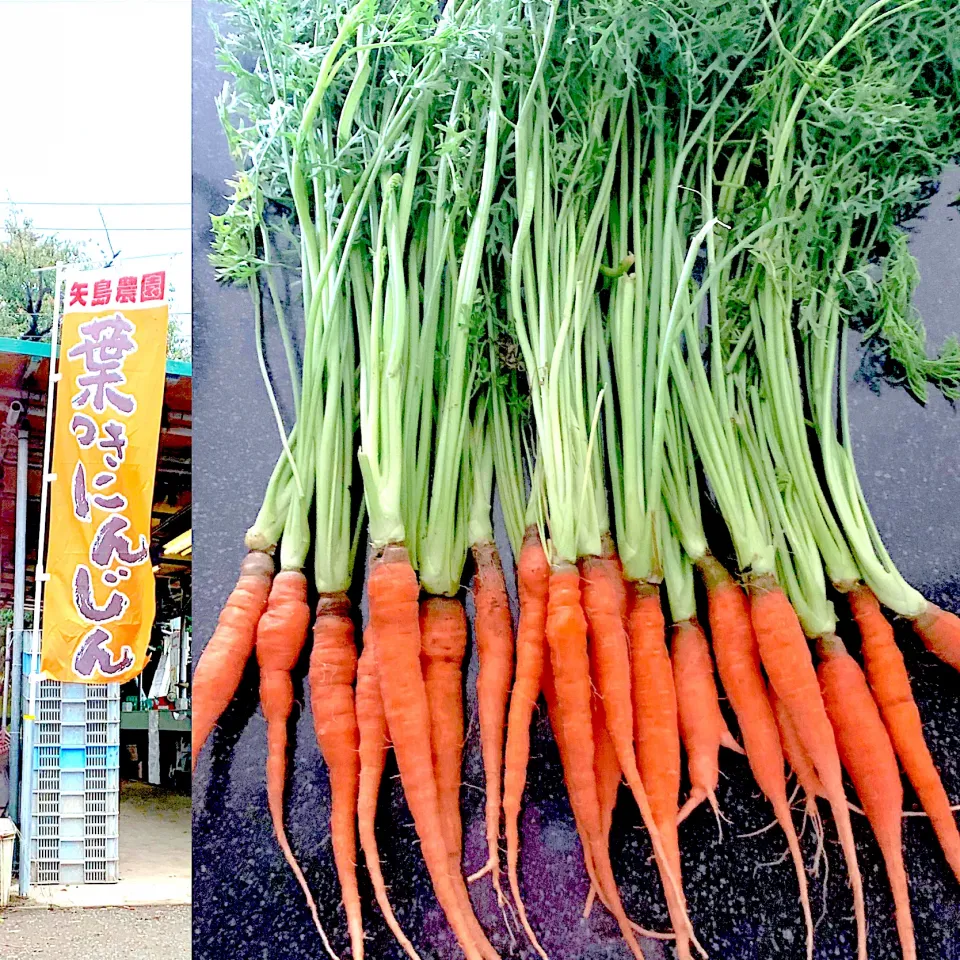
[30, 226, 190, 232]
[3, 200, 189, 207]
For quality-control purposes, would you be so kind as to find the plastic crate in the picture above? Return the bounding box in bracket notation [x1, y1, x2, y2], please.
[60, 794, 85, 817]
[60, 747, 87, 771]
[59, 817, 85, 842]
[60, 839, 85, 863]
[84, 859, 119, 884]
[62, 701, 85, 724]
[60, 862, 84, 885]
[34, 815, 58, 839]
[34, 768, 60, 793]
[32, 792, 60, 816]
[86, 721, 121, 747]
[83, 768, 119, 793]
[85, 836, 118, 861]
[86, 701, 107, 724]
[35, 721, 60, 747]
[84, 790, 119, 815]
[61, 770, 85, 794]
[61, 724, 85, 748]
[38, 701, 60, 724]
[27, 680, 121, 885]
[34, 746, 59, 770]
[84, 814, 118, 839]
[34, 861, 60, 885]
[62, 684, 86, 703]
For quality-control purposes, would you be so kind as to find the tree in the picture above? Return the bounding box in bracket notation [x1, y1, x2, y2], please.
[0, 214, 192, 361]
[0, 214, 86, 340]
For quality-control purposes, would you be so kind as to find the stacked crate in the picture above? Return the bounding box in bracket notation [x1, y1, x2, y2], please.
[25, 646, 120, 884]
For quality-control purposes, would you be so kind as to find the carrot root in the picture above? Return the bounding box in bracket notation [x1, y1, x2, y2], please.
[699, 556, 814, 960]
[309, 593, 364, 960]
[502, 529, 551, 960]
[751, 579, 866, 960]
[546, 563, 647, 960]
[191, 550, 274, 769]
[911, 602, 960, 673]
[850, 586, 960, 884]
[470, 540, 515, 907]
[356, 637, 421, 960]
[257, 570, 339, 960]
[367, 545, 485, 960]
[818, 635, 916, 960]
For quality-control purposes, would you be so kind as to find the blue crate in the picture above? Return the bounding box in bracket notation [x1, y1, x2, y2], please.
[84, 745, 120, 769]
[60, 747, 87, 771]
[26, 677, 122, 886]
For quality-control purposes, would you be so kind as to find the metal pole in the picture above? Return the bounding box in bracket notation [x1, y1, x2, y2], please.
[8, 633, 21, 825]
[7, 427, 29, 823]
[19, 265, 64, 896]
[13, 429, 28, 632]
[1, 629, 10, 733]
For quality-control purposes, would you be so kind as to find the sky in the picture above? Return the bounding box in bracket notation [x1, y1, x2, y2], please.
[0, 0, 191, 341]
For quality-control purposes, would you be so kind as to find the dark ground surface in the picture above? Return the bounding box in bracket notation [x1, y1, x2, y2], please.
[191, 4, 960, 959]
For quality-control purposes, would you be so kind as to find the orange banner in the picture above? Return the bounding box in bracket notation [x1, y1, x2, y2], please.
[40, 266, 168, 683]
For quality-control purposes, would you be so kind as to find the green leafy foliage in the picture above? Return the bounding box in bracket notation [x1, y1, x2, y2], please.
[0, 215, 85, 340]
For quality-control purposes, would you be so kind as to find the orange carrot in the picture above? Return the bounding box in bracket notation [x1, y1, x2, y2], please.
[356, 637, 421, 960]
[582, 689, 619, 920]
[502, 529, 551, 960]
[817, 635, 916, 960]
[420, 597, 469, 873]
[910, 602, 960, 674]
[849, 586, 960, 883]
[581, 556, 699, 960]
[542, 639, 602, 902]
[420, 596, 500, 960]
[627, 583, 689, 960]
[309, 594, 364, 960]
[698, 556, 813, 960]
[672, 618, 742, 824]
[750, 578, 866, 960]
[545, 562, 646, 960]
[769, 685, 826, 807]
[548, 654, 677, 946]
[366, 544, 484, 960]
[192, 550, 273, 769]
[593, 691, 621, 852]
[468, 540, 515, 903]
[256, 569, 338, 960]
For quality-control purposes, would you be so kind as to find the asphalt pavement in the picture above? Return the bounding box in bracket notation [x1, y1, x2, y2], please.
[0, 904, 190, 959]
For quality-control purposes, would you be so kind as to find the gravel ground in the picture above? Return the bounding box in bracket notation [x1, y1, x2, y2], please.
[0, 905, 190, 959]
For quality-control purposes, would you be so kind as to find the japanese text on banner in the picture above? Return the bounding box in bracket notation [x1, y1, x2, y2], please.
[40, 267, 168, 684]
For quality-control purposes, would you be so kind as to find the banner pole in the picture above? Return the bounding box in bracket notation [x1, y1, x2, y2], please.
[18, 262, 65, 896]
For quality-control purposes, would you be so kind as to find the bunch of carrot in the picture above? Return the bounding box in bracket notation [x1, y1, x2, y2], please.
[195, 0, 960, 957]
